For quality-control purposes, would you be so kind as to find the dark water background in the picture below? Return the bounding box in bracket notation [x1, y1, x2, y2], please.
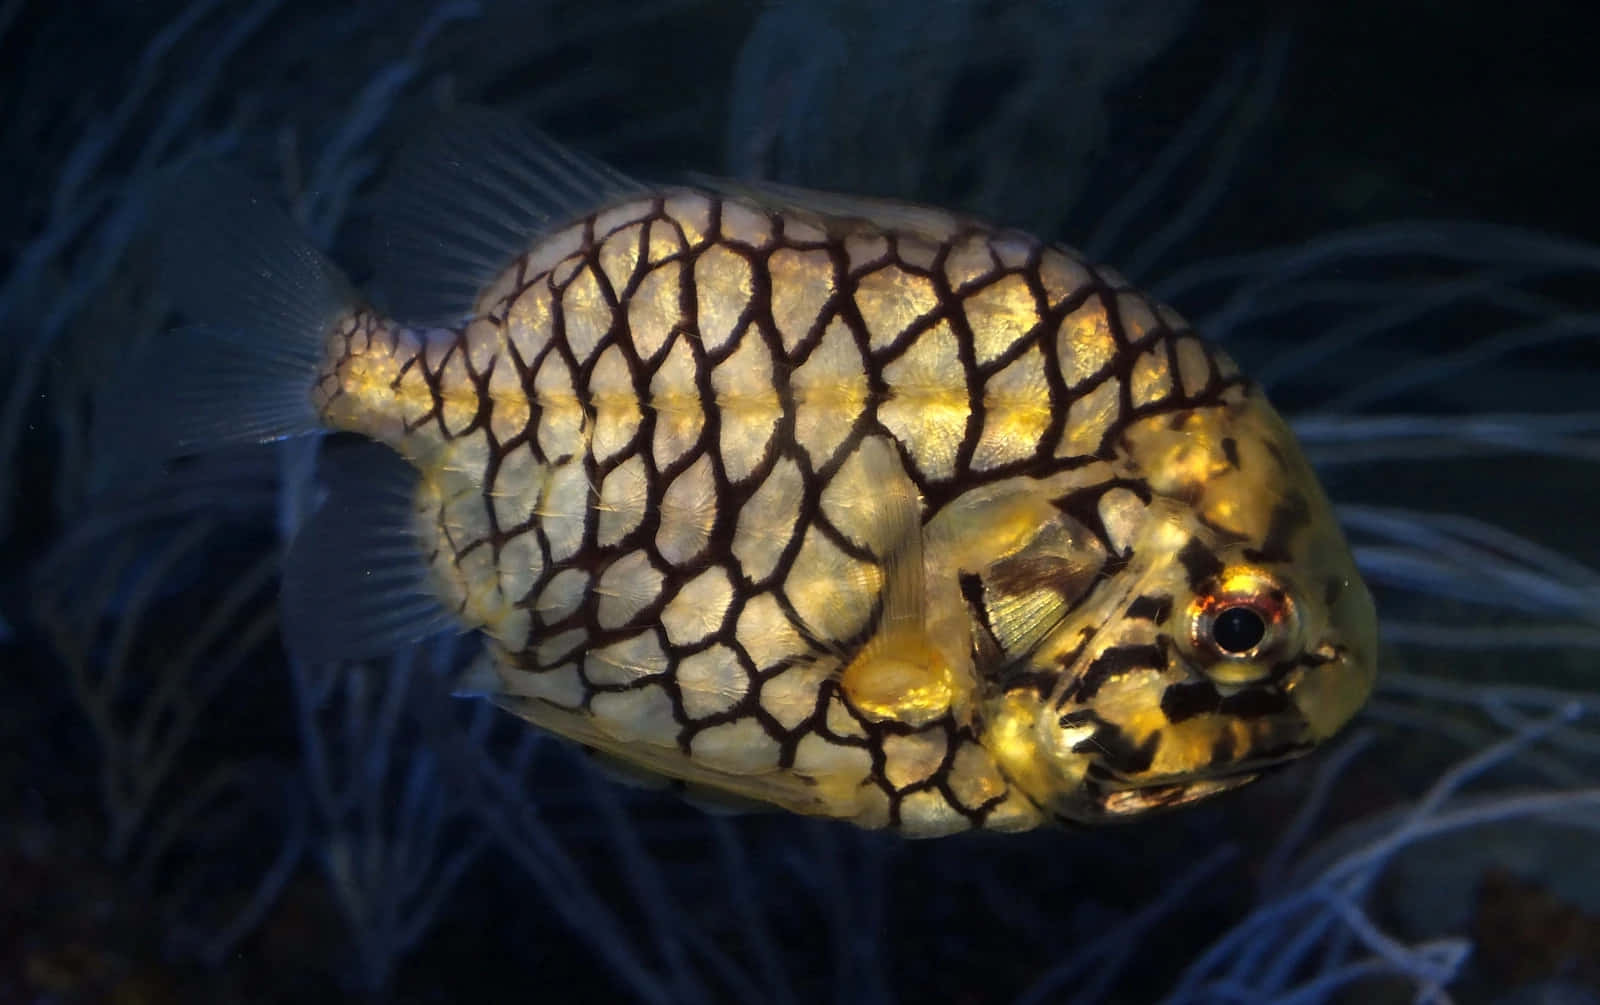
[2, 1, 1597, 1002]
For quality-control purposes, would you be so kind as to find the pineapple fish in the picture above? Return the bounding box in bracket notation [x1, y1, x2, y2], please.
[131, 118, 1376, 836]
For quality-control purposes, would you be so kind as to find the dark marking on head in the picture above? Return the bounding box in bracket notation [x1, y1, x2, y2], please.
[1263, 438, 1289, 471]
[1266, 647, 1336, 686]
[1218, 687, 1290, 719]
[1244, 492, 1311, 566]
[1101, 549, 1132, 579]
[960, 572, 995, 638]
[1050, 627, 1098, 708]
[1177, 538, 1224, 591]
[1071, 643, 1167, 702]
[1075, 724, 1159, 775]
[1195, 512, 1250, 546]
[1221, 437, 1240, 469]
[959, 572, 985, 609]
[965, 569, 1059, 686]
[1126, 594, 1173, 623]
[1058, 709, 1098, 729]
[1052, 478, 1152, 558]
[1160, 681, 1220, 724]
[1004, 671, 1059, 701]
[1323, 577, 1344, 608]
[1209, 729, 1237, 765]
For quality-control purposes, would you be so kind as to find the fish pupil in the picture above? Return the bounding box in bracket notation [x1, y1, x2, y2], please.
[1212, 606, 1266, 654]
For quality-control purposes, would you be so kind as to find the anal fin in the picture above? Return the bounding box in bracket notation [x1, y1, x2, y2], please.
[492, 689, 832, 819]
[282, 439, 458, 662]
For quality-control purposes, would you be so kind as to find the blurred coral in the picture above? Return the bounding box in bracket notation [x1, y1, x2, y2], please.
[1474, 868, 1600, 989]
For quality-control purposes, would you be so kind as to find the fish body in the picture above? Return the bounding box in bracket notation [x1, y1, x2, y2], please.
[131, 122, 1377, 836]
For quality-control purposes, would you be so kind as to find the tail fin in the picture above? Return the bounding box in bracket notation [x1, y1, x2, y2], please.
[101, 165, 357, 466]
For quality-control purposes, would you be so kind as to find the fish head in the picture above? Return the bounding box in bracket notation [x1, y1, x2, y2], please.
[983, 384, 1377, 823]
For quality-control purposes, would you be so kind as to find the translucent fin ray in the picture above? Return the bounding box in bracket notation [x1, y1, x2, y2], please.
[374, 109, 645, 326]
[497, 695, 824, 815]
[853, 435, 927, 653]
[152, 164, 354, 350]
[99, 165, 355, 469]
[100, 323, 322, 465]
[451, 654, 503, 699]
[281, 441, 457, 663]
[692, 174, 971, 243]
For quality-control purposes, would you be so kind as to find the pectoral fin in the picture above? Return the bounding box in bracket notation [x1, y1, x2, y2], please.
[823, 437, 971, 725]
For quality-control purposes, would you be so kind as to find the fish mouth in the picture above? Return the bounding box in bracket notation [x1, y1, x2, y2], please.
[1089, 746, 1312, 818]
[1094, 772, 1260, 818]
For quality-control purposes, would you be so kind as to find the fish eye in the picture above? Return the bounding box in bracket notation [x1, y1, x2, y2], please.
[1185, 568, 1298, 670]
[1210, 606, 1266, 654]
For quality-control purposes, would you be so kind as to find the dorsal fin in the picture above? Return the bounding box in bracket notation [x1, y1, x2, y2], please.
[373, 109, 644, 327]
[281, 439, 459, 662]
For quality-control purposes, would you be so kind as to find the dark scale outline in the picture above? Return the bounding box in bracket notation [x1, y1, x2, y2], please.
[467, 203, 660, 660]
[944, 250, 1088, 485]
[841, 231, 896, 283]
[680, 197, 737, 509]
[936, 730, 1010, 827]
[808, 495, 892, 566]
[409, 327, 529, 608]
[725, 456, 811, 595]
[431, 336, 481, 441]
[934, 231, 1011, 481]
[851, 275, 958, 367]
[499, 259, 595, 604]
[397, 344, 442, 437]
[597, 214, 651, 300]
[942, 231, 1003, 296]
[776, 531, 887, 662]
[1209, 728, 1237, 767]
[672, 648, 832, 763]
[319, 310, 413, 426]
[712, 232, 791, 495]
[310, 312, 355, 411]
[525, 199, 816, 760]
[764, 251, 846, 368]
[878, 715, 971, 829]
[746, 239, 809, 476]
[541, 214, 600, 467]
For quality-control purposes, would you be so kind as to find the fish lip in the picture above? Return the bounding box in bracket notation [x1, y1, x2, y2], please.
[1091, 772, 1260, 818]
[1110, 730, 1320, 786]
[1060, 751, 1312, 822]
[1118, 763, 1261, 793]
[1092, 743, 1315, 809]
